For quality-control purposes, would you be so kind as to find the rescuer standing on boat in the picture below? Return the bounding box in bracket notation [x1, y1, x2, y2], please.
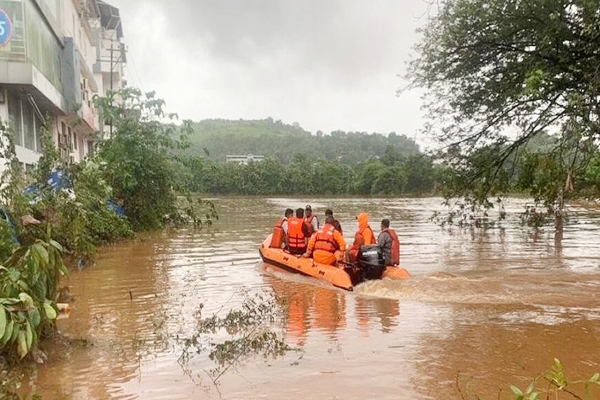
[378, 218, 400, 266]
[302, 215, 346, 266]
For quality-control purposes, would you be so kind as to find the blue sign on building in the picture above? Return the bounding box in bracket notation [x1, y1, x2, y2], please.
[0, 8, 12, 47]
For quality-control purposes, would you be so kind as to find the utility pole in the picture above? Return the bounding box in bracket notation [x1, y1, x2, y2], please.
[108, 36, 122, 137]
[109, 39, 113, 137]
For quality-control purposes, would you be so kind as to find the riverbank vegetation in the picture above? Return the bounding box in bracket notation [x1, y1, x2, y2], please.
[170, 117, 600, 214]
[173, 118, 437, 196]
[180, 151, 438, 196]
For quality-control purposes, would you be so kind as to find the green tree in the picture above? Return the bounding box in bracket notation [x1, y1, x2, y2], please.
[408, 0, 600, 229]
[355, 159, 387, 194]
[372, 165, 408, 194]
[404, 154, 436, 194]
[95, 89, 191, 231]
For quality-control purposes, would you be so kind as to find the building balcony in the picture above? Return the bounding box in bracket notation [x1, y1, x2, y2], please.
[80, 101, 99, 132]
[0, 0, 66, 112]
[0, 60, 67, 114]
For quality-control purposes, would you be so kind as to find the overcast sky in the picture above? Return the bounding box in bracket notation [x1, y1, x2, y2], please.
[107, 0, 431, 144]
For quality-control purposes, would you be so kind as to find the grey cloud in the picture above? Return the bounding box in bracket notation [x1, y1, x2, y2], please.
[108, 0, 428, 137]
[129, 0, 423, 85]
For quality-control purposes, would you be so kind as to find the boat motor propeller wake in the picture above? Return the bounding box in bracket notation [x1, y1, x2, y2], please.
[345, 245, 387, 286]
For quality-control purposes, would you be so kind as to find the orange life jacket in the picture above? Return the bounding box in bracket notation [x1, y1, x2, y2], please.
[314, 224, 340, 253]
[270, 217, 285, 248]
[381, 228, 400, 265]
[288, 217, 307, 249]
[356, 226, 375, 246]
[305, 215, 318, 235]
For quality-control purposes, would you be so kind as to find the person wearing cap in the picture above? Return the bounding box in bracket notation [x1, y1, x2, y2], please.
[303, 215, 346, 266]
[325, 209, 342, 234]
[304, 205, 319, 236]
[347, 212, 375, 262]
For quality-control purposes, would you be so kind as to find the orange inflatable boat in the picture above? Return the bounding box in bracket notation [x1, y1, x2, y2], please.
[259, 234, 410, 291]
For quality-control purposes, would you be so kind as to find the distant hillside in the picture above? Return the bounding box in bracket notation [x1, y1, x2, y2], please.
[185, 118, 421, 165]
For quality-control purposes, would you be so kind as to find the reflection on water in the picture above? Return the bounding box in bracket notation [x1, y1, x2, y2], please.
[20, 197, 600, 400]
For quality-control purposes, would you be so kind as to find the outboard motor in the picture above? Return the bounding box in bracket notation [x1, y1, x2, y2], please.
[357, 245, 386, 281]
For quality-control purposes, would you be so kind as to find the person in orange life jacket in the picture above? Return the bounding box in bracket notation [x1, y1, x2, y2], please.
[378, 219, 400, 266]
[302, 215, 346, 266]
[348, 212, 375, 262]
[287, 208, 311, 255]
[270, 208, 294, 249]
[324, 209, 342, 234]
[304, 205, 319, 235]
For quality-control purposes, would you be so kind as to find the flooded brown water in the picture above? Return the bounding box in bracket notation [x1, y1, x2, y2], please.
[20, 197, 600, 399]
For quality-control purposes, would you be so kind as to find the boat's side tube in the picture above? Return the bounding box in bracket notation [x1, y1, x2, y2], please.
[382, 266, 411, 280]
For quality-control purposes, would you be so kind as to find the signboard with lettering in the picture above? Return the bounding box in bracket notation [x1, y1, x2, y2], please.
[0, 8, 12, 47]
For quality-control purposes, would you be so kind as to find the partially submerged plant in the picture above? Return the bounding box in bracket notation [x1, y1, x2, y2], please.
[177, 292, 295, 385]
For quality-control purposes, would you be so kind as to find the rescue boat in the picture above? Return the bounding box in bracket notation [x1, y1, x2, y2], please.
[259, 234, 410, 291]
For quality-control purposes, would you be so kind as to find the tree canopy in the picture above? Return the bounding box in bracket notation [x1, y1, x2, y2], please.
[408, 0, 600, 222]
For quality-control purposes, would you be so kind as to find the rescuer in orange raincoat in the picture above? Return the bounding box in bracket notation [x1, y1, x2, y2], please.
[302, 215, 346, 266]
[348, 212, 375, 262]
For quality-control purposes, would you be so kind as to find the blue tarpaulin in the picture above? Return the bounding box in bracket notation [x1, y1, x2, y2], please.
[25, 169, 126, 217]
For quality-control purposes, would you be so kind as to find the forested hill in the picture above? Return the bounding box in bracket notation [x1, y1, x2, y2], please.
[185, 118, 421, 165]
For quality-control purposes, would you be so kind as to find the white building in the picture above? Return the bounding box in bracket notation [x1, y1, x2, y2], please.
[226, 154, 265, 165]
[0, 0, 125, 171]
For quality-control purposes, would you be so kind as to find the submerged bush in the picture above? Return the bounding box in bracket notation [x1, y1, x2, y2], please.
[177, 292, 294, 385]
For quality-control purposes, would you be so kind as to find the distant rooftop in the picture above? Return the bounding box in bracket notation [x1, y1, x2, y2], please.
[226, 155, 265, 164]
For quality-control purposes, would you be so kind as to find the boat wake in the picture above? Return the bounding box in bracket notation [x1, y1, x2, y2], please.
[354, 272, 600, 309]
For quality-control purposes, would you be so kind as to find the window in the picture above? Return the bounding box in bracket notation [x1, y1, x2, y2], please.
[8, 91, 39, 152]
[60, 121, 68, 157]
[67, 126, 73, 151]
[86, 140, 95, 157]
[23, 101, 35, 151]
[35, 114, 43, 152]
[7, 93, 23, 146]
